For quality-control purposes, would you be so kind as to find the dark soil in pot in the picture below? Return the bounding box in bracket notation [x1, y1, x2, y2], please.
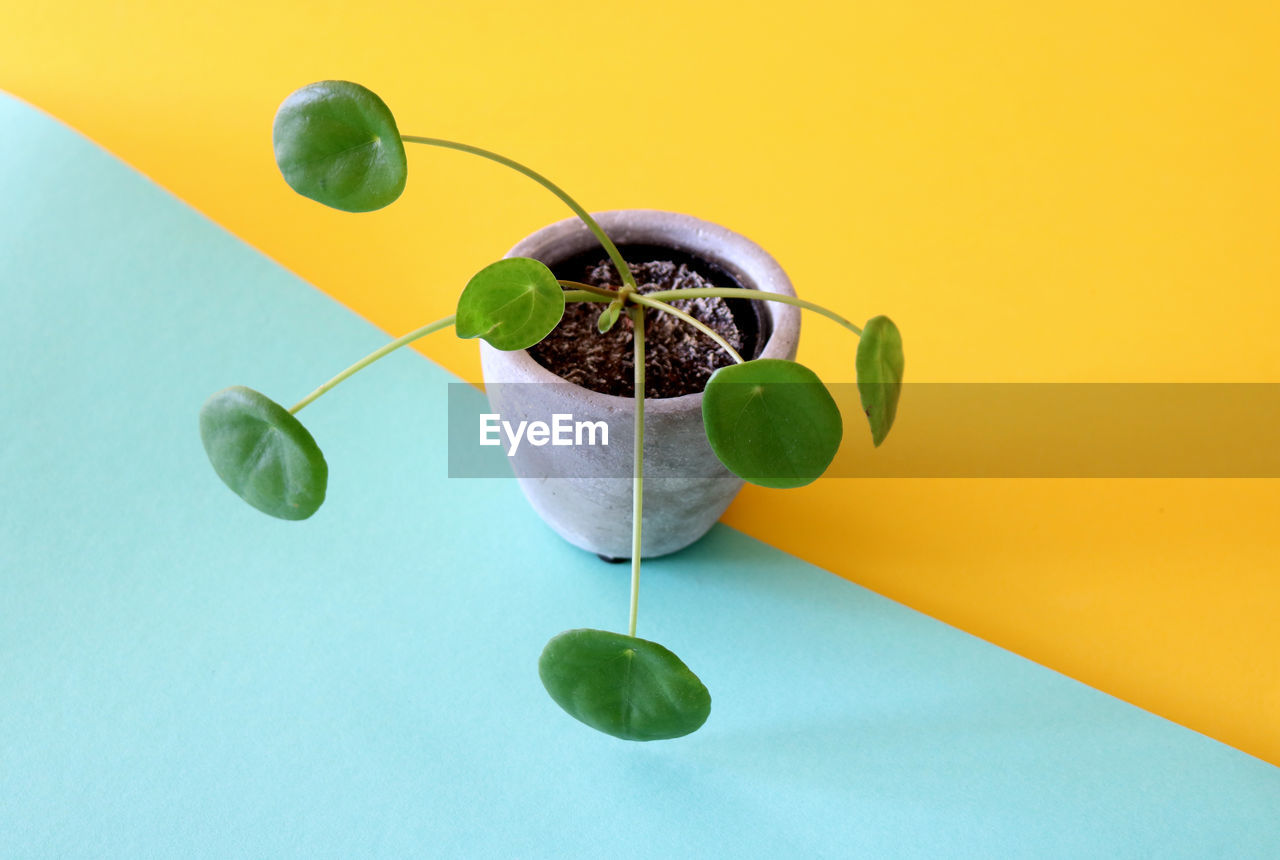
[529, 244, 770, 398]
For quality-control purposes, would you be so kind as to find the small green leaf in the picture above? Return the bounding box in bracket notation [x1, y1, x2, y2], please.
[455, 258, 565, 350]
[596, 301, 622, 333]
[539, 629, 711, 741]
[856, 315, 905, 446]
[702, 359, 842, 488]
[273, 80, 407, 213]
[199, 386, 327, 520]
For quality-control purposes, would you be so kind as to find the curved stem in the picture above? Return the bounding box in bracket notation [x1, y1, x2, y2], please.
[628, 304, 645, 638]
[644, 288, 864, 337]
[629, 294, 744, 364]
[557, 279, 620, 299]
[289, 314, 456, 414]
[561, 289, 612, 303]
[401, 135, 638, 291]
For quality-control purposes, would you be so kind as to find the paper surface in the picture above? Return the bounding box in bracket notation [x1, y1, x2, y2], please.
[6, 0, 1280, 769]
[2, 92, 1277, 858]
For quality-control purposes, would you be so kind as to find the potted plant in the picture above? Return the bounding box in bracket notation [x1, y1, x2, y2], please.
[478, 208, 803, 560]
[199, 81, 904, 742]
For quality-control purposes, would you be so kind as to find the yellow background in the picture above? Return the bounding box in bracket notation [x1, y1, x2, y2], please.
[4, 1, 1277, 763]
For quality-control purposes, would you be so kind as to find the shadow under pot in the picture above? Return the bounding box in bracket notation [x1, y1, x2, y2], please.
[479, 209, 801, 559]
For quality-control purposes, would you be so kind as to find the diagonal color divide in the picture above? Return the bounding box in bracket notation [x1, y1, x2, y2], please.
[2, 92, 1278, 857]
[2, 0, 1280, 767]
[4, 1, 1279, 770]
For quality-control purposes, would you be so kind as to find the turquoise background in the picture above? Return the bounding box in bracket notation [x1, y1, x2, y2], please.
[2, 93, 1278, 858]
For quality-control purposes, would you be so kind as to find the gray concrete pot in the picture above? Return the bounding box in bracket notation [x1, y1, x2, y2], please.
[479, 210, 800, 558]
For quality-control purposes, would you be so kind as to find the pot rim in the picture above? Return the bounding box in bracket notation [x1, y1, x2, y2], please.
[496, 209, 801, 414]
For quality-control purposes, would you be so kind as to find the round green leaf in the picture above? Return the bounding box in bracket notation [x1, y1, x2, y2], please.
[199, 386, 327, 520]
[455, 258, 565, 350]
[855, 315, 905, 447]
[539, 629, 711, 741]
[272, 80, 407, 213]
[702, 358, 842, 489]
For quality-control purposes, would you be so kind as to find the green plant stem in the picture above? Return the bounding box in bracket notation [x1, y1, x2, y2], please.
[401, 135, 638, 291]
[558, 279, 619, 299]
[628, 304, 645, 638]
[629, 294, 745, 364]
[289, 314, 456, 414]
[644, 288, 864, 337]
[561, 289, 612, 303]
